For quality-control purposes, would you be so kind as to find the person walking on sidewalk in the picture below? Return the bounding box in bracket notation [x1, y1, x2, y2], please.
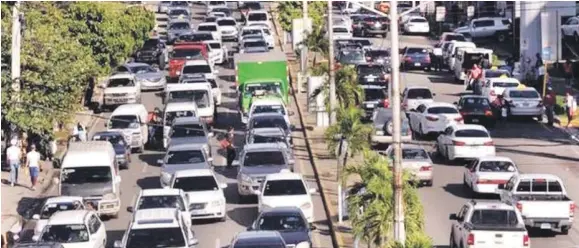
[6, 139, 22, 187]
[543, 87, 557, 126]
[26, 144, 42, 191]
[563, 59, 574, 87]
[565, 90, 577, 128]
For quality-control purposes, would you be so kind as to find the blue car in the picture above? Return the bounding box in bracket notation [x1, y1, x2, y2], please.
[248, 207, 314, 247]
[400, 47, 431, 71]
[91, 131, 131, 169]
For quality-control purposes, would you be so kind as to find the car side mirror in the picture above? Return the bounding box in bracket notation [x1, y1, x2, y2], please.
[113, 241, 123, 248]
[214, 70, 220, 74]
[127, 206, 134, 213]
[290, 124, 296, 130]
[252, 189, 261, 195]
[189, 238, 199, 246]
[220, 183, 228, 189]
[309, 188, 317, 194]
[498, 184, 505, 190]
[449, 213, 458, 220]
[157, 159, 164, 165]
[208, 157, 214, 163]
[432, 93, 436, 96]
[32, 214, 40, 220]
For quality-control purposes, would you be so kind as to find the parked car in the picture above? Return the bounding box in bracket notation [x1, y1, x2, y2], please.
[502, 87, 543, 121]
[463, 156, 519, 196]
[436, 124, 496, 162]
[383, 144, 434, 186]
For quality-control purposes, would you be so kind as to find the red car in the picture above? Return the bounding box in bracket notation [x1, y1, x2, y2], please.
[168, 42, 209, 80]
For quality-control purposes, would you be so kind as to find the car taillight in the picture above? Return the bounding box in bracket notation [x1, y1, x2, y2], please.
[404, 56, 412, 62]
[467, 233, 474, 245]
[490, 90, 496, 96]
[483, 141, 494, 146]
[516, 202, 523, 212]
[523, 234, 530, 246]
[454, 117, 463, 122]
[424, 56, 431, 63]
[453, 140, 466, 146]
[571, 202, 576, 217]
[426, 116, 439, 121]
[484, 110, 493, 116]
[419, 166, 432, 171]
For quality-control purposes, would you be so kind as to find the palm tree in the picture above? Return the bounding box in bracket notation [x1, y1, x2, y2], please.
[323, 106, 372, 161]
[310, 66, 364, 110]
[342, 150, 432, 248]
[301, 26, 328, 66]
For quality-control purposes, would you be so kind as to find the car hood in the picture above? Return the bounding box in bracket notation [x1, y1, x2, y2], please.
[60, 182, 113, 197]
[135, 72, 164, 81]
[104, 87, 138, 94]
[162, 162, 209, 174]
[262, 195, 310, 209]
[168, 29, 192, 36]
[277, 230, 310, 245]
[186, 190, 223, 203]
[240, 165, 289, 175]
[218, 26, 238, 32]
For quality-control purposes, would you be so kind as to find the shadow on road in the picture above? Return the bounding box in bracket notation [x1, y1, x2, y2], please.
[106, 230, 125, 248]
[428, 75, 456, 85]
[17, 197, 47, 220]
[227, 206, 258, 227]
[222, 182, 240, 204]
[136, 176, 160, 190]
[527, 227, 558, 238]
[138, 153, 164, 167]
[442, 183, 471, 199]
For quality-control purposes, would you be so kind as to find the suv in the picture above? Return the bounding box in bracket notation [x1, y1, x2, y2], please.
[353, 15, 389, 37]
[454, 17, 512, 42]
[135, 38, 165, 65]
[158, 143, 212, 188]
[356, 63, 388, 86]
[114, 208, 199, 248]
[101, 73, 141, 110]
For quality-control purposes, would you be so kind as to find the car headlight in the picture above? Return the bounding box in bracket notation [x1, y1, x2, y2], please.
[296, 242, 311, 248]
[240, 174, 253, 183]
[147, 77, 163, 82]
[300, 202, 312, 209]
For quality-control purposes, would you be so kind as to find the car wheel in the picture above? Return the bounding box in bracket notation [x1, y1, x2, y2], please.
[425, 180, 433, 187]
[382, 33, 387, 38]
[219, 215, 227, 222]
[497, 32, 506, 42]
[561, 226, 570, 235]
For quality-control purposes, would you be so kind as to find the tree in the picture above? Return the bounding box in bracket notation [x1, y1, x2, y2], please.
[324, 106, 372, 161]
[343, 150, 432, 248]
[310, 66, 364, 110]
[301, 25, 328, 66]
[276, 1, 326, 33]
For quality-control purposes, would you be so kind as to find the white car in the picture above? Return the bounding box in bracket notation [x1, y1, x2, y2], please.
[450, 200, 530, 248]
[328, 25, 353, 40]
[402, 86, 435, 112]
[244, 98, 291, 124]
[383, 144, 433, 186]
[206, 1, 227, 14]
[178, 74, 222, 106]
[245, 10, 271, 28]
[436, 124, 496, 162]
[463, 156, 519, 195]
[408, 102, 463, 137]
[403, 16, 430, 34]
[240, 26, 274, 48]
[481, 77, 521, 103]
[128, 188, 192, 227]
[34, 210, 107, 248]
[168, 169, 227, 222]
[561, 16, 579, 42]
[31, 196, 86, 238]
[102, 73, 142, 108]
[204, 40, 227, 65]
[502, 87, 544, 120]
[216, 17, 239, 41]
[180, 60, 218, 83]
[255, 172, 316, 223]
[197, 22, 222, 41]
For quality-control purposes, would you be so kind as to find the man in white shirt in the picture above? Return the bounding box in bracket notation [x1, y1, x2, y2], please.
[6, 139, 21, 187]
[26, 144, 42, 191]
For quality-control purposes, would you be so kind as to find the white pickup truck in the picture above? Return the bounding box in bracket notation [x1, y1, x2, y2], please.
[449, 200, 530, 248]
[498, 173, 575, 234]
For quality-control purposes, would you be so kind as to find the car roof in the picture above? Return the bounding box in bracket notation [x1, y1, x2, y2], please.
[48, 210, 92, 225]
[217, 17, 236, 21]
[477, 156, 515, 163]
[132, 208, 180, 229]
[252, 98, 284, 105]
[248, 10, 268, 14]
[166, 83, 209, 92]
[266, 171, 303, 181]
[141, 188, 182, 197]
[251, 127, 285, 135]
[44, 196, 84, 204]
[198, 22, 217, 26]
[173, 116, 202, 125]
[451, 124, 489, 131]
[111, 104, 146, 115]
[184, 60, 210, 66]
[469, 200, 516, 210]
[236, 230, 282, 240]
[244, 143, 285, 151]
[405, 85, 430, 90]
[250, 112, 285, 118]
[63, 141, 114, 167]
[169, 19, 190, 24]
[164, 101, 198, 112]
[487, 77, 520, 83]
[517, 173, 562, 181]
[174, 168, 214, 178]
[167, 142, 206, 152]
[425, 102, 455, 108]
[260, 206, 303, 216]
[400, 143, 428, 150]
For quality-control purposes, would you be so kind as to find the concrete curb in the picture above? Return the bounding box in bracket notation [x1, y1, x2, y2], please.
[269, 5, 343, 248]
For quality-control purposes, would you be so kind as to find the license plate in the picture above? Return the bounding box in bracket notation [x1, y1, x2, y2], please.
[414, 63, 421, 66]
[540, 223, 552, 229]
[367, 78, 375, 82]
[366, 104, 373, 108]
[472, 118, 479, 123]
[192, 210, 206, 215]
[113, 99, 126, 103]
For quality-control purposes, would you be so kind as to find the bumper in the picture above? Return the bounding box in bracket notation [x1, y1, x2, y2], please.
[403, 61, 431, 69]
[509, 107, 543, 116]
[97, 199, 121, 216]
[451, 146, 496, 160]
[524, 217, 573, 229]
[405, 27, 430, 33]
[371, 133, 412, 144]
[221, 32, 238, 40]
[190, 204, 226, 220]
[238, 181, 261, 196]
[365, 28, 388, 34]
[413, 171, 433, 182]
[103, 97, 138, 106]
[130, 137, 143, 148]
[422, 125, 446, 135]
[463, 115, 495, 125]
[140, 80, 166, 90]
[472, 183, 502, 194]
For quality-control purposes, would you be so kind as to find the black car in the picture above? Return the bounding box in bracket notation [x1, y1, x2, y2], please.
[454, 95, 496, 127]
[365, 49, 391, 70]
[361, 85, 388, 120]
[336, 49, 366, 66]
[353, 16, 389, 37]
[248, 207, 314, 247]
[400, 47, 431, 71]
[356, 63, 388, 86]
[135, 38, 165, 65]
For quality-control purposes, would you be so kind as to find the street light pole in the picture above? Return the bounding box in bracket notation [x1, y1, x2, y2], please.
[327, 0, 337, 124]
[11, 1, 21, 93]
[389, 0, 406, 244]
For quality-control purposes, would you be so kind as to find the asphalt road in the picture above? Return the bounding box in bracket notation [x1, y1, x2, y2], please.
[362, 28, 579, 248]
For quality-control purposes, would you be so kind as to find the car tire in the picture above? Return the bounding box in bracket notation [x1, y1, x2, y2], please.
[561, 226, 570, 235]
[382, 33, 387, 38]
[424, 180, 433, 187]
[496, 32, 506, 42]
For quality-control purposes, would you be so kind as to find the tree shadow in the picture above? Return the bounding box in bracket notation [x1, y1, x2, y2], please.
[442, 183, 471, 199]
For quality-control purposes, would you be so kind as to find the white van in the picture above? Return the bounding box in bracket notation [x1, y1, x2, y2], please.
[245, 10, 271, 28]
[106, 104, 149, 153]
[59, 141, 122, 218]
[445, 41, 476, 71]
[454, 48, 493, 83]
[162, 102, 198, 147]
[165, 83, 214, 126]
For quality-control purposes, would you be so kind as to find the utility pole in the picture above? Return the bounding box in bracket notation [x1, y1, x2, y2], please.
[389, 0, 406, 244]
[11, 1, 22, 93]
[327, 0, 337, 124]
[301, 0, 308, 73]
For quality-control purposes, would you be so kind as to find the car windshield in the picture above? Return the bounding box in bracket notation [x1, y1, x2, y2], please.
[166, 150, 205, 164]
[168, 90, 195, 103]
[509, 90, 539, 98]
[470, 210, 519, 226]
[204, 17, 217, 22]
[364, 89, 385, 101]
[181, 33, 213, 41]
[242, 2, 262, 10]
[402, 148, 429, 160]
[217, 19, 236, 26]
[359, 66, 384, 75]
[129, 65, 154, 74]
[198, 25, 217, 31]
[40, 224, 88, 243]
[244, 41, 267, 48]
[40, 202, 83, 219]
[92, 134, 125, 147]
[61, 166, 112, 184]
[173, 176, 218, 192]
[209, 1, 225, 6]
[251, 135, 285, 144]
[454, 129, 489, 138]
[366, 50, 389, 58]
[143, 39, 160, 48]
[248, 13, 267, 21]
[406, 48, 428, 55]
[208, 43, 221, 49]
[253, 105, 286, 115]
[407, 89, 432, 99]
[340, 51, 364, 64]
[169, 9, 188, 16]
[251, 117, 288, 130]
[108, 78, 135, 87]
[444, 35, 466, 41]
[258, 214, 307, 232]
[462, 98, 490, 108]
[183, 65, 211, 74]
[492, 82, 519, 88]
[242, 29, 262, 36]
[170, 124, 204, 138]
[478, 161, 516, 172]
[164, 111, 195, 126]
[171, 49, 203, 60]
[333, 27, 349, 33]
[264, 179, 306, 196]
[171, 1, 188, 7]
[244, 151, 285, 166]
[245, 83, 282, 96]
[427, 107, 458, 114]
[485, 70, 511, 78]
[169, 22, 190, 30]
[409, 18, 427, 23]
[138, 195, 185, 211]
[109, 115, 139, 129]
[126, 228, 185, 248]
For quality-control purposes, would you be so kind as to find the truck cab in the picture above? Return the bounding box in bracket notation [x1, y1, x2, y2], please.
[168, 42, 208, 81]
[101, 73, 141, 110]
[238, 79, 288, 117]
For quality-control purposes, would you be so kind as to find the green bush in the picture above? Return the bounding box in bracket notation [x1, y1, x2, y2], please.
[1, 2, 154, 135]
[276, 1, 327, 33]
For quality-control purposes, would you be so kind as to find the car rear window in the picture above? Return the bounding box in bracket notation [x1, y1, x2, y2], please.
[444, 35, 466, 41]
[407, 89, 432, 99]
[354, 39, 371, 46]
[409, 18, 427, 23]
[363, 88, 385, 101]
[217, 19, 236, 26]
[478, 161, 516, 172]
[248, 13, 267, 21]
[492, 82, 519, 88]
[454, 129, 489, 138]
[358, 65, 385, 74]
[402, 148, 429, 160]
[198, 25, 217, 32]
[366, 50, 390, 57]
[427, 107, 458, 114]
[470, 210, 519, 226]
[509, 90, 539, 98]
[462, 98, 490, 107]
[334, 27, 349, 33]
[516, 179, 562, 192]
[406, 48, 428, 54]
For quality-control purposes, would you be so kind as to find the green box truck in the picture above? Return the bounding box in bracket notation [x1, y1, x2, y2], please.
[234, 51, 289, 121]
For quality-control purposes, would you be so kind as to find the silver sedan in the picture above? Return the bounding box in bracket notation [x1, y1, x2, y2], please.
[120, 62, 166, 91]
